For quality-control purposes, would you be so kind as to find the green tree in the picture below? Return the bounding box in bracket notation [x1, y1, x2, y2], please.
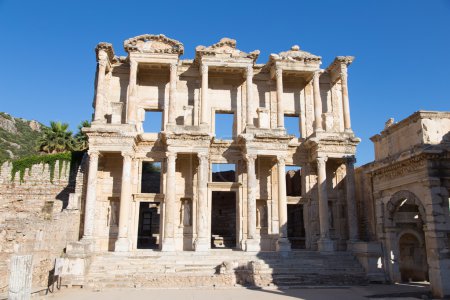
[38, 121, 75, 153]
[73, 120, 90, 151]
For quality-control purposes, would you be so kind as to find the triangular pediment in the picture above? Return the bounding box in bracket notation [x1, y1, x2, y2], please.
[124, 34, 184, 55]
[270, 45, 321, 63]
[195, 38, 259, 62]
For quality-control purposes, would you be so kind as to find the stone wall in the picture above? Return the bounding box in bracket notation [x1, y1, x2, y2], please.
[0, 157, 86, 293]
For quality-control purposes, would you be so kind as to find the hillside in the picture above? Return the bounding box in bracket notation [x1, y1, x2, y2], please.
[0, 112, 46, 163]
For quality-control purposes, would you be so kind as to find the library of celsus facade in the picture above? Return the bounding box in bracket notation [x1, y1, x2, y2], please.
[79, 34, 360, 254]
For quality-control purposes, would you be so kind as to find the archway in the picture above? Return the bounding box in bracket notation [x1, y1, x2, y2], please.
[399, 232, 428, 282]
[385, 190, 429, 283]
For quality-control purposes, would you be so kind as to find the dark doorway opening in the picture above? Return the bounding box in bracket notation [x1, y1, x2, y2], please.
[211, 191, 236, 248]
[399, 233, 429, 282]
[287, 203, 305, 249]
[137, 202, 160, 249]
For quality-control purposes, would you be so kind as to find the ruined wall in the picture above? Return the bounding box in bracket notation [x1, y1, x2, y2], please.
[0, 158, 86, 293]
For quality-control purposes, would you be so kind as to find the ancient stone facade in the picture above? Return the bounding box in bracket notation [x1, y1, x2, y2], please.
[0, 159, 85, 294]
[355, 111, 450, 298]
[71, 34, 360, 258]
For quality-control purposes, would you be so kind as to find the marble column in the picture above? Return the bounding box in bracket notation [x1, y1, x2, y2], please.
[162, 152, 177, 251]
[8, 255, 33, 300]
[345, 156, 359, 241]
[115, 152, 133, 252]
[245, 154, 259, 251]
[82, 150, 99, 239]
[276, 155, 291, 251]
[313, 71, 323, 132]
[275, 67, 284, 128]
[200, 64, 209, 125]
[341, 66, 352, 132]
[246, 65, 254, 127]
[195, 153, 209, 251]
[93, 52, 107, 123]
[317, 156, 334, 251]
[168, 62, 178, 125]
[127, 60, 138, 125]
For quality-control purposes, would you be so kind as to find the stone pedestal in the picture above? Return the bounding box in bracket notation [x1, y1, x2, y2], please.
[245, 238, 260, 252]
[317, 238, 336, 252]
[194, 237, 210, 252]
[114, 238, 130, 252]
[8, 255, 33, 300]
[276, 237, 291, 252]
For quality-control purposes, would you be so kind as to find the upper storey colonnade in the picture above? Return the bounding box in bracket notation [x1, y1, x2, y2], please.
[91, 34, 355, 138]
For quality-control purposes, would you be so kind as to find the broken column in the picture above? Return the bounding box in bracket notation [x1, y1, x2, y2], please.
[8, 255, 33, 300]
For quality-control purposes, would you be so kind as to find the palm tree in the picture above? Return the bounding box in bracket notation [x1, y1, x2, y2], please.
[73, 120, 90, 151]
[38, 121, 75, 153]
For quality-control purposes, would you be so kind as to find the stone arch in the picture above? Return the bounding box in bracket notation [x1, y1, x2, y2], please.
[386, 190, 426, 226]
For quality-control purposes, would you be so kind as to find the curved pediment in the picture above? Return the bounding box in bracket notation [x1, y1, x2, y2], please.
[195, 38, 260, 62]
[270, 45, 321, 63]
[124, 34, 184, 56]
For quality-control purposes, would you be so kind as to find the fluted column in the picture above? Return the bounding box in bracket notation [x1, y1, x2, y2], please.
[345, 156, 358, 241]
[115, 152, 133, 252]
[275, 67, 284, 128]
[341, 65, 352, 131]
[245, 154, 259, 251]
[200, 64, 209, 125]
[195, 152, 209, 251]
[246, 65, 254, 127]
[93, 51, 108, 123]
[8, 255, 33, 300]
[168, 62, 178, 125]
[162, 152, 177, 251]
[276, 155, 291, 251]
[83, 150, 99, 239]
[313, 71, 323, 132]
[317, 156, 334, 251]
[127, 60, 138, 124]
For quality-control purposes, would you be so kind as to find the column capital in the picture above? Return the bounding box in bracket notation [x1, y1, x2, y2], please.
[197, 152, 209, 163]
[275, 66, 283, 78]
[166, 152, 177, 160]
[276, 154, 286, 165]
[345, 155, 356, 167]
[200, 63, 208, 74]
[317, 156, 328, 167]
[245, 154, 257, 163]
[246, 64, 253, 76]
[121, 151, 133, 160]
[88, 149, 100, 157]
[169, 62, 178, 72]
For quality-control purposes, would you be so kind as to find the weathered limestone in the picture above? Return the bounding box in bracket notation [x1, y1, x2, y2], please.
[195, 152, 209, 251]
[8, 255, 33, 300]
[162, 152, 177, 251]
[59, 34, 366, 289]
[276, 155, 291, 251]
[317, 156, 334, 252]
[115, 152, 133, 251]
[200, 64, 208, 125]
[245, 154, 259, 251]
[355, 111, 450, 298]
[345, 156, 358, 241]
[82, 150, 99, 239]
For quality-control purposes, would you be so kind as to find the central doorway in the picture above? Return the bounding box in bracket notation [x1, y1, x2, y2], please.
[211, 191, 237, 248]
[287, 203, 306, 249]
[137, 202, 160, 249]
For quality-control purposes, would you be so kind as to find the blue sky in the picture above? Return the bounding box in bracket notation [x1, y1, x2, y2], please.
[0, 0, 449, 165]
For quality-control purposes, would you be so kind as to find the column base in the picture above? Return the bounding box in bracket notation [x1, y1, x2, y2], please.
[161, 238, 176, 252]
[245, 238, 261, 252]
[276, 237, 291, 252]
[318, 238, 336, 252]
[114, 237, 130, 252]
[67, 239, 94, 256]
[194, 237, 210, 251]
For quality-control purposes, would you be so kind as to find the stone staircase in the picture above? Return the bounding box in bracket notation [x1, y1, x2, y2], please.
[83, 250, 367, 289]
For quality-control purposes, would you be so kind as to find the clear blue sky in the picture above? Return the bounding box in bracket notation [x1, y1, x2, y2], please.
[0, 0, 449, 165]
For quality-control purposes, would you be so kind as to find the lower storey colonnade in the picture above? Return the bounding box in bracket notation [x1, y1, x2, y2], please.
[81, 150, 358, 253]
